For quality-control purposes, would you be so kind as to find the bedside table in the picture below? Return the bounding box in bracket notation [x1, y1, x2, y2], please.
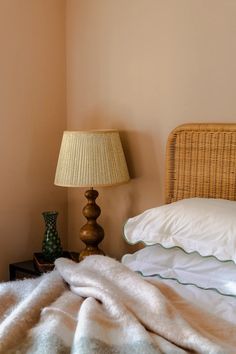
[9, 252, 80, 281]
[9, 260, 41, 280]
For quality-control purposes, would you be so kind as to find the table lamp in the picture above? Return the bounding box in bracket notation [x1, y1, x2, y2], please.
[54, 129, 130, 261]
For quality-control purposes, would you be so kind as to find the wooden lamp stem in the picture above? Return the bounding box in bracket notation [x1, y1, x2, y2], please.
[79, 188, 105, 261]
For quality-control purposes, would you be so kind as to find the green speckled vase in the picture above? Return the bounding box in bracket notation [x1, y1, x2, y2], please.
[42, 211, 63, 262]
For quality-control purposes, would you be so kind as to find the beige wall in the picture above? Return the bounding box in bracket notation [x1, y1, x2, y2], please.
[66, 0, 236, 259]
[1, 1, 236, 278]
[0, 0, 67, 280]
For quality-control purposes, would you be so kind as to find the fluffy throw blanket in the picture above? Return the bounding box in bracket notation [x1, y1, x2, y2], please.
[0, 255, 235, 353]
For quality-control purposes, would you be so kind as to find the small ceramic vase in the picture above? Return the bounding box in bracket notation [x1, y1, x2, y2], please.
[42, 211, 63, 262]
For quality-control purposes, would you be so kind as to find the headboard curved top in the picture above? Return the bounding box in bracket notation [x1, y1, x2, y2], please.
[165, 123, 236, 204]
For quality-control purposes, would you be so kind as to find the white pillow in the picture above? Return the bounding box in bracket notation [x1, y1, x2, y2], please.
[123, 198, 236, 263]
[122, 244, 236, 296]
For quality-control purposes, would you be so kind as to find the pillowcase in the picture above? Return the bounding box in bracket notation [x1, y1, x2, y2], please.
[123, 198, 236, 263]
[122, 244, 236, 296]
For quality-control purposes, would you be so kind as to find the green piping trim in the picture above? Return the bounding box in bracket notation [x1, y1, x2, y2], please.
[136, 271, 236, 299]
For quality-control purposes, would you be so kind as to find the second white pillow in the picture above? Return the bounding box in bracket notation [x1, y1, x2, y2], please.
[122, 244, 236, 297]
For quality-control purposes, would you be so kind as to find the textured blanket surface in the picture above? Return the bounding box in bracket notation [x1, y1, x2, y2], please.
[0, 255, 236, 353]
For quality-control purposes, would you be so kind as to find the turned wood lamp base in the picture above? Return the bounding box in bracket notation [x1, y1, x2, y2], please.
[79, 188, 105, 261]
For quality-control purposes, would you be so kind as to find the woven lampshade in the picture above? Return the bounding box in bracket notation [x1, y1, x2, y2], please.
[54, 130, 130, 187]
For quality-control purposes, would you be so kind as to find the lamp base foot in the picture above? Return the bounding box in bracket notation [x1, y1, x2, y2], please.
[79, 247, 105, 262]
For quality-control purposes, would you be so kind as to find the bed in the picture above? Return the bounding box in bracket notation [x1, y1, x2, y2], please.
[123, 123, 236, 324]
[1, 123, 236, 353]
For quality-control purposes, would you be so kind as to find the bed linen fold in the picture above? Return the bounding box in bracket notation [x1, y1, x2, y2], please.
[0, 255, 235, 353]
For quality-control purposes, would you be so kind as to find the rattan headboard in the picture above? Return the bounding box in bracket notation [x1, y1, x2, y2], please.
[165, 123, 236, 204]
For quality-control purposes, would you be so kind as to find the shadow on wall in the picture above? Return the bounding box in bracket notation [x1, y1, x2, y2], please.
[99, 129, 162, 257]
[121, 129, 161, 215]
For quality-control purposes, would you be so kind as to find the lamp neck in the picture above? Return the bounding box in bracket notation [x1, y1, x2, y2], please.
[79, 188, 104, 261]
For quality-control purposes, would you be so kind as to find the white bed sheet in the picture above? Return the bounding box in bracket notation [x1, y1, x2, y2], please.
[122, 261, 236, 326]
[146, 276, 236, 325]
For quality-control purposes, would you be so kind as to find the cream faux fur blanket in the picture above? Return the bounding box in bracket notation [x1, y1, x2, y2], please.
[0, 255, 235, 353]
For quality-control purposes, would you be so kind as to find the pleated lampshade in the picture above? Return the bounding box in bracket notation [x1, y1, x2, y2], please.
[54, 130, 130, 187]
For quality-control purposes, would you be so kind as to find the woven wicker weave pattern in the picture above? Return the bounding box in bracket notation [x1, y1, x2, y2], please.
[165, 123, 236, 204]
